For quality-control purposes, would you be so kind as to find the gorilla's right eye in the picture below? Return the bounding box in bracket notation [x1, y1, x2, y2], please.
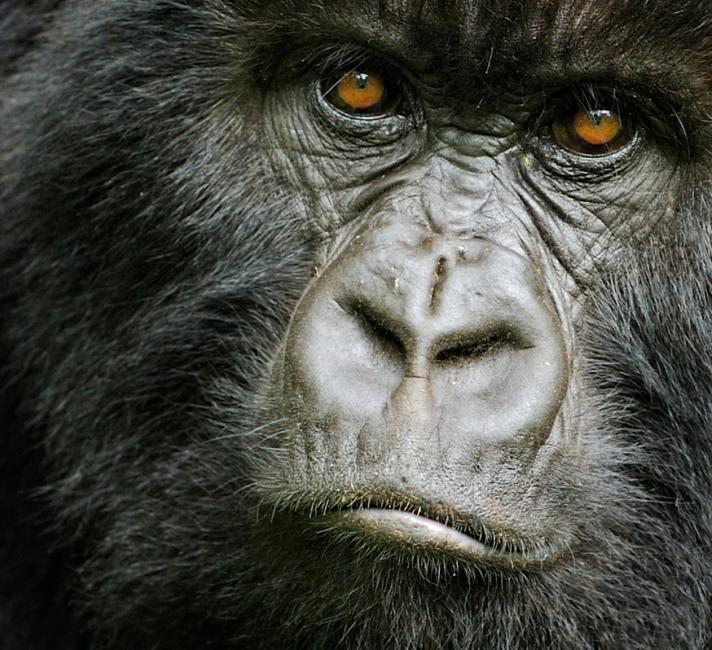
[322, 67, 402, 117]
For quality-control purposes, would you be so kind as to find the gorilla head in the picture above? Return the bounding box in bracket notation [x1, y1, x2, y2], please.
[2, 1, 712, 648]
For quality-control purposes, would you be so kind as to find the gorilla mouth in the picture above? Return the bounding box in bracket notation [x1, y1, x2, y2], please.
[342, 509, 499, 556]
[322, 498, 563, 567]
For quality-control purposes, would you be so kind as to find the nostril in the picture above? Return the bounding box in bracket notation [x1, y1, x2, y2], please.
[346, 301, 406, 360]
[434, 328, 525, 365]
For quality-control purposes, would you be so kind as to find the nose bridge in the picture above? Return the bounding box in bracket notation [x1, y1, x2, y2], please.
[353, 235, 474, 375]
[349, 228, 545, 365]
[416, 152, 511, 238]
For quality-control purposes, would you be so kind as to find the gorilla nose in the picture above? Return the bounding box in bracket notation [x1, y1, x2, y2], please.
[342, 250, 536, 380]
[281, 226, 569, 463]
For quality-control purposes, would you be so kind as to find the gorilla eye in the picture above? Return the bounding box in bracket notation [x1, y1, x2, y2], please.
[552, 107, 633, 155]
[323, 67, 400, 116]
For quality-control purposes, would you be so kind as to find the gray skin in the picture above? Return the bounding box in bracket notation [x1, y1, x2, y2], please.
[257, 0, 678, 564]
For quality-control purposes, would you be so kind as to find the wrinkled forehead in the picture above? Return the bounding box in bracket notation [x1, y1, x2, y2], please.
[253, 0, 712, 99]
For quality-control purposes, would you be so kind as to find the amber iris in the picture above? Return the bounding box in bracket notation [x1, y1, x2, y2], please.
[552, 108, 631, 154]
[328, 69, 388, 113]
[573, 109, 622, 145]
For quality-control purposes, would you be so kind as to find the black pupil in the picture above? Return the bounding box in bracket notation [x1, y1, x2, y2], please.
[591, 111, 604, 126]
[355, 72, 369, 89]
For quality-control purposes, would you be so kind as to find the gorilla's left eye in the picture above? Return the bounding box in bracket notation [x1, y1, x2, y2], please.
[323, 67, 401, 116]
[552, 107, 633, 155]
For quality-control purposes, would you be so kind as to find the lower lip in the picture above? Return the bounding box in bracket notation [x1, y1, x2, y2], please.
[337, 508, 560, 565]
[340, 508, 495, 557]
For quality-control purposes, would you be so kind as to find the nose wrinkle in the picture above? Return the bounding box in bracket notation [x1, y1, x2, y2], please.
[404, 251, 449, 380]
[427, 255, 448, 316]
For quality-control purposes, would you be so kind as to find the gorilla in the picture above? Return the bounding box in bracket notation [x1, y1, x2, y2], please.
[2, 0, 712, 648]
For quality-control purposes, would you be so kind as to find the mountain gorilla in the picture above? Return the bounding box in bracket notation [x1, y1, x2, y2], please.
[2, 0, 712, 648]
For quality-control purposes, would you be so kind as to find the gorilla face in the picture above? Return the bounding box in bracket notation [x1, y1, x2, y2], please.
[253, 0, 685, 577]
[2, 1, 712, 649]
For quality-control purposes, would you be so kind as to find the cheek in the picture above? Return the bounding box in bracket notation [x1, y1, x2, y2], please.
[514, 149, 680, 283]
[263, 87, 422, 213]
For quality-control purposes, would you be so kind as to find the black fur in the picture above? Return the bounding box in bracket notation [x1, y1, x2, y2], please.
[2, 1, 712, 648]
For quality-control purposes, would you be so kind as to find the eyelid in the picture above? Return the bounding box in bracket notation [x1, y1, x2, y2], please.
[316, 54, 416, 124]
[538, 86, 636, 156]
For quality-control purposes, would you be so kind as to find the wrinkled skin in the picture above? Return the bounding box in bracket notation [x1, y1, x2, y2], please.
[2, 1, 712, 648]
